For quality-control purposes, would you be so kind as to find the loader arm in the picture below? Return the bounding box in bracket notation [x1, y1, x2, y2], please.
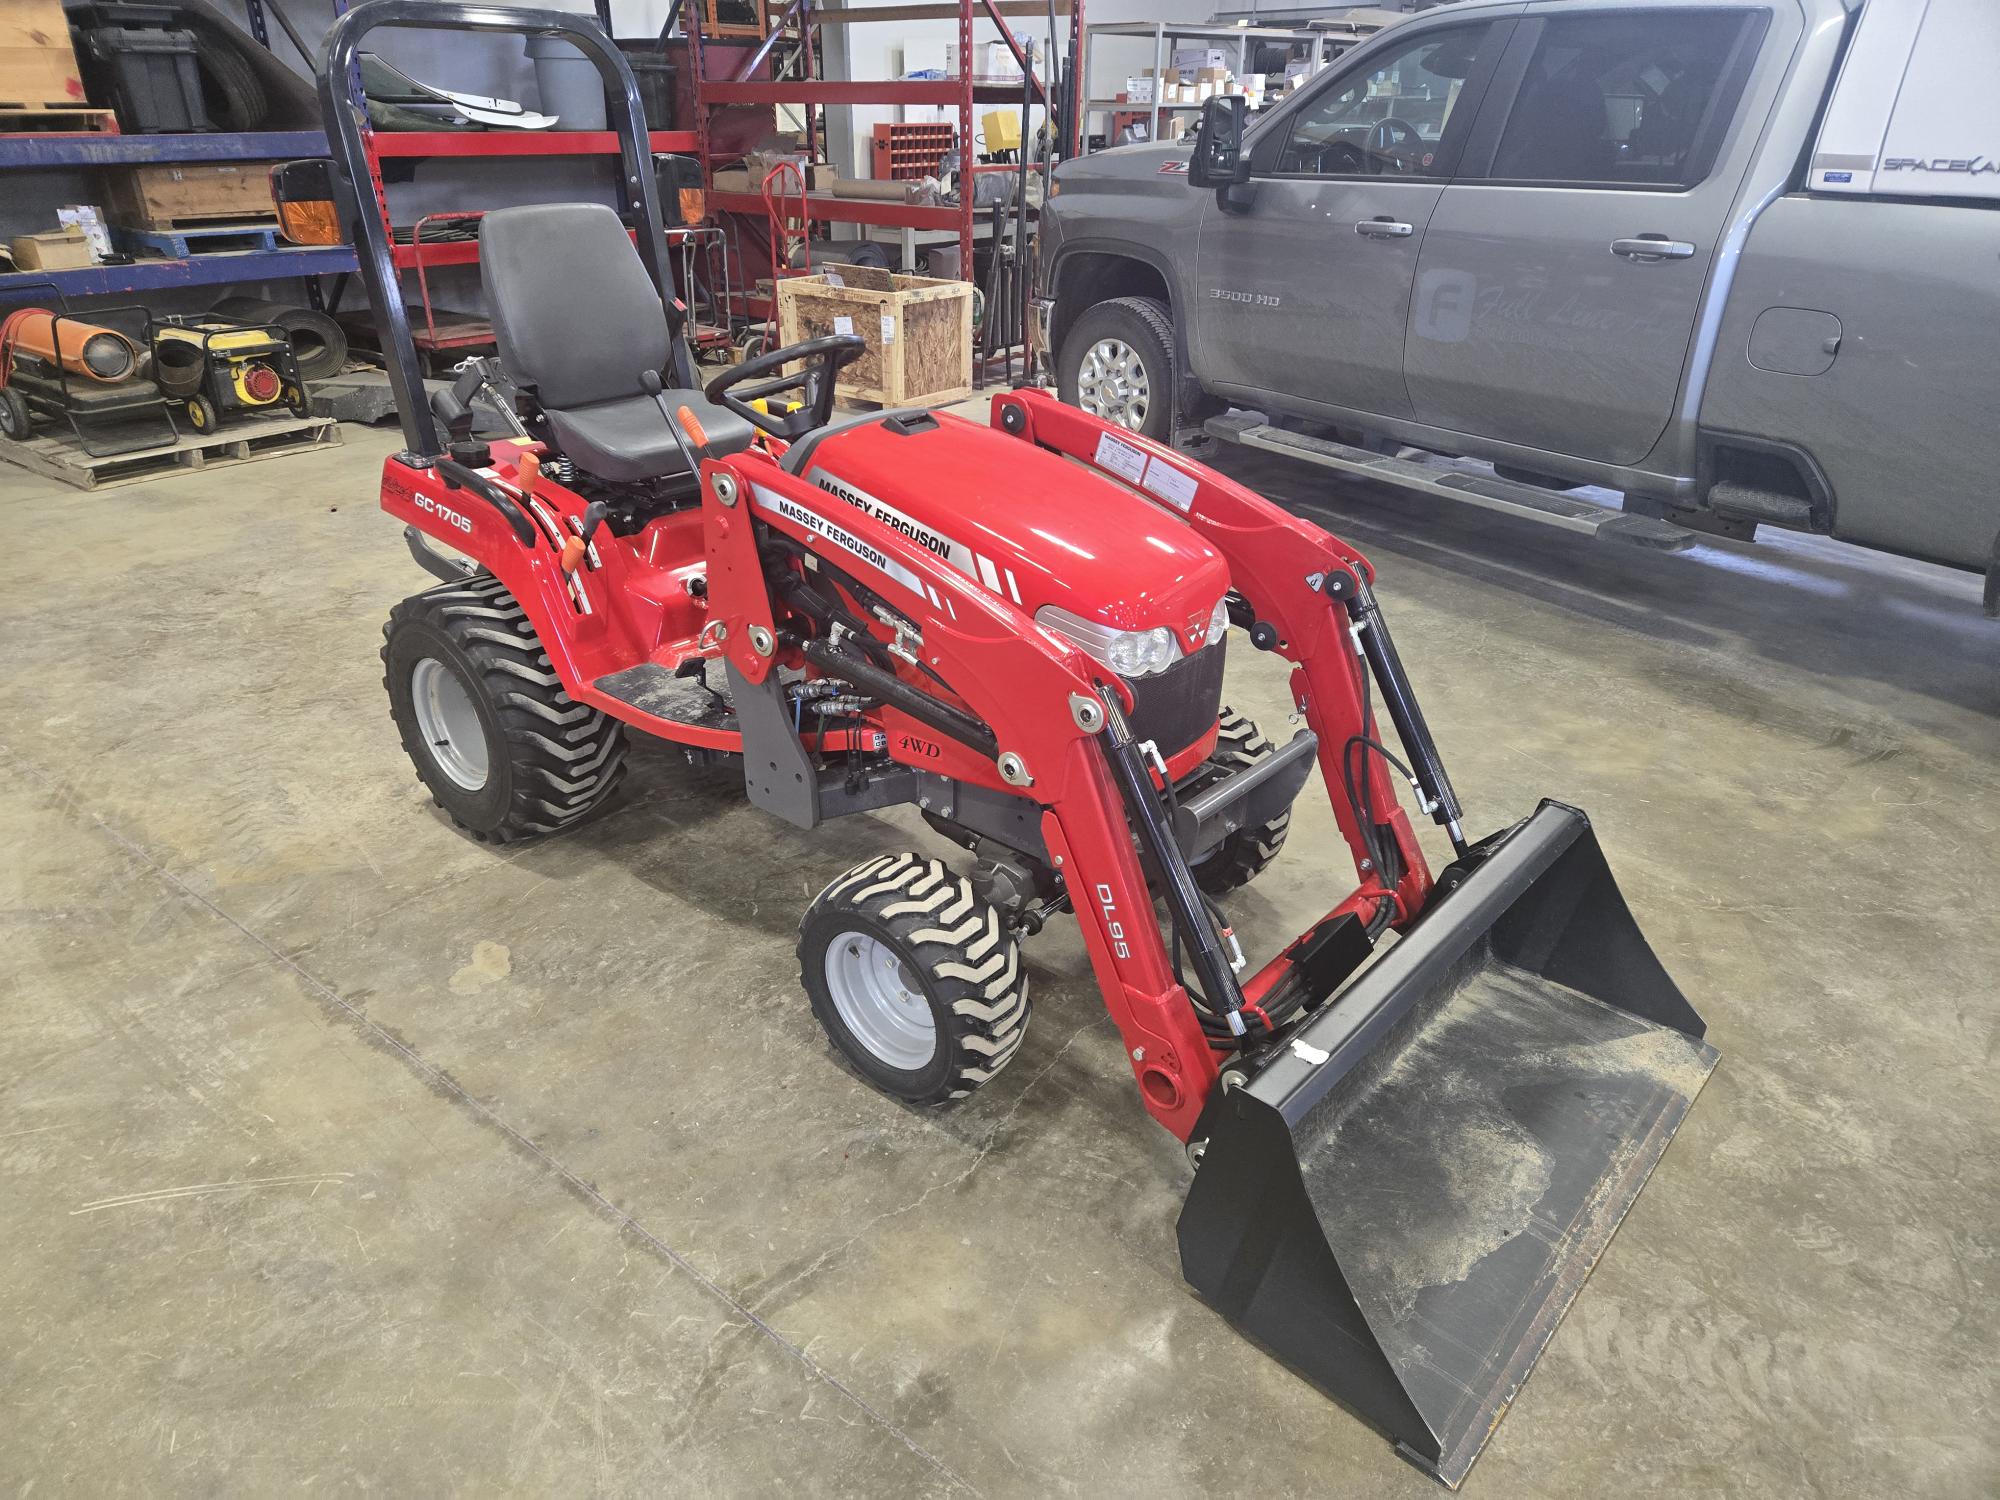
[699, 446, 1231, 1138]
[989, 390, 1437, 925]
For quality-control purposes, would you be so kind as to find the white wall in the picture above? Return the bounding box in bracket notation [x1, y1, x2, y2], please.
[821, 0, 1222, 179]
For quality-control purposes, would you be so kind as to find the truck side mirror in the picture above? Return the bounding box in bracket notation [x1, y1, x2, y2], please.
[1187, 95, 1250, 189]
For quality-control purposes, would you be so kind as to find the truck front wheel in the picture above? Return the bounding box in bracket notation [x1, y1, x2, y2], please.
[1058, 296, 1184, 441]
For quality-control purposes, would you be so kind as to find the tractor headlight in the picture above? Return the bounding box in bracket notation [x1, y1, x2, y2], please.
[1207, 596, 1230, 646]
[1036, 605, 1182, 678]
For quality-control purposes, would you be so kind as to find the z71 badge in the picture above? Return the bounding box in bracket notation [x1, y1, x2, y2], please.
[1158, 160, 1190, 175]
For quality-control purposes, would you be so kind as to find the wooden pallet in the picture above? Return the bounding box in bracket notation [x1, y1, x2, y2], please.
[0, 412, 341, 491]
[0, 105, 118, 132]
[111, 220, 283, 258]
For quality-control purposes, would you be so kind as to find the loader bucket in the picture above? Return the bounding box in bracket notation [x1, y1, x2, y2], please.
[1179, 801, 1716, 1489]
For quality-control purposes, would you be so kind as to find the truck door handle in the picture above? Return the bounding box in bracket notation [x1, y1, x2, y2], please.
[1611, 236, 1696, 261]
[1355, 217, 1414, 239]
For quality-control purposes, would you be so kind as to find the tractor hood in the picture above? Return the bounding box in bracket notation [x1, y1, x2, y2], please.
[792, 410, 1229, 655]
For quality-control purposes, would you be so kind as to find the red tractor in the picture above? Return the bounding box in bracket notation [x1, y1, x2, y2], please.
[322, 5, 1717, 1487]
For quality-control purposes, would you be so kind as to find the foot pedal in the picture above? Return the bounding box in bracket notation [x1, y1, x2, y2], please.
[1205, 413, 1697, 553]
[593, 662, 736, 731]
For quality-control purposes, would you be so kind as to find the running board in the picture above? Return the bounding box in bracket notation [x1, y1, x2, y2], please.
[1204, 413, 1696, 552]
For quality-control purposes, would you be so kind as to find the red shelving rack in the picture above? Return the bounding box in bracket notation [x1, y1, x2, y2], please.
[689, 0, 1080, 325]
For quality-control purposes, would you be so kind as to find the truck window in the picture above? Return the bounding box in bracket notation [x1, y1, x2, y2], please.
[1270, 24, 1494, 179]
[1486, 9, 1760, 188]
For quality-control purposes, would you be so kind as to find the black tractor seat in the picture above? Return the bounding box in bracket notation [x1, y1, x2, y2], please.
[479, 202, 754, 484]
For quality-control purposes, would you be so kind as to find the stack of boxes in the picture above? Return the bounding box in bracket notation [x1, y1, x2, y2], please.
[1120, 45, 1336, 123]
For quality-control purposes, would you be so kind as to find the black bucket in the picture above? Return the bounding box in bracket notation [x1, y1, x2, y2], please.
[1179, 801, 1716, 1489]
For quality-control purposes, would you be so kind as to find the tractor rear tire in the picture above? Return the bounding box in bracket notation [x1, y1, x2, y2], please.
[1193, 708, 1291, 895]
[382, 574, 626, 842]
[798, 854, 1030, 1104]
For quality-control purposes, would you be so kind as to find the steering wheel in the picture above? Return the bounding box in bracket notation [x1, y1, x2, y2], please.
[1367, 117, 1424, 174]
[704, 334, 866, 441]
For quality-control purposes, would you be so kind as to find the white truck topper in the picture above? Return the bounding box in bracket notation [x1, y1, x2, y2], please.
[1811, 0, 2000, 199]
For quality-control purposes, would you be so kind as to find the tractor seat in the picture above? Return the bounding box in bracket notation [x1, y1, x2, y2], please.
[479, 202, 753, 484]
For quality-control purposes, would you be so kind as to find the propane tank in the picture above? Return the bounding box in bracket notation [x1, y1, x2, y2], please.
[0, 309, 140, 383]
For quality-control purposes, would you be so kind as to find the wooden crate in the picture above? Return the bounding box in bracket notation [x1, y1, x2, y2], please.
[0, 0, 86, 111]
[104, 161, 283, 229]
[775, 267, 972, 408]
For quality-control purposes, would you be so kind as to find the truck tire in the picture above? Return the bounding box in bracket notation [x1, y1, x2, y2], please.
[799, 853, 1030, 1104]
[1193, 708, 1291, 894]
[1058, 295, 1182, 440]
[382, 574, 626, 842]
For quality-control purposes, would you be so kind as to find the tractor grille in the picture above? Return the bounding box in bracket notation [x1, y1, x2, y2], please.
[1126, 639, 1225, 760]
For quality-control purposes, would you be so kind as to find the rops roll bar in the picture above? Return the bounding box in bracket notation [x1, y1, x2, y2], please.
[316, 0, 680, 458]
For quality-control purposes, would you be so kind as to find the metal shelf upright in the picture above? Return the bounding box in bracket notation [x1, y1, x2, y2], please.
[690, 0, 1080, 319]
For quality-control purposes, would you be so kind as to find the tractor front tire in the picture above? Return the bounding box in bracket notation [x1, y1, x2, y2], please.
[799, 854, 1030, 1104]
[1193, 708, 1292, 895]
[382, 574, 626, 842]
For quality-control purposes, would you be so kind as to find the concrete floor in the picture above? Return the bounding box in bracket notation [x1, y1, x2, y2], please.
[1, 415, 1995, 1499]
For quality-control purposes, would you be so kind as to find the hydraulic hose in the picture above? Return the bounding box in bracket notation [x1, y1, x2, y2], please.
[798, 638, 998, 760]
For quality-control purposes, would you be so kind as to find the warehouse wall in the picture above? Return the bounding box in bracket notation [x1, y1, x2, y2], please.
[823, 0, 1224, 180]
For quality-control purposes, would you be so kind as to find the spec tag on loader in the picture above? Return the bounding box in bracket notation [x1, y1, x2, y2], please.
[1181, 802, 1716, 1488]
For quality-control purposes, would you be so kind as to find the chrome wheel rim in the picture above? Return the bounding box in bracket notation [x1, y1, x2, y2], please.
[410, 657, 488, 791]
[823, 930, 936, 1071]
[1075, 337, 1150, 430]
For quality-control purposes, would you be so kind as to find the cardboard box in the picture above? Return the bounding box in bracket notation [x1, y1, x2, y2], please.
[948, 41, 1021, 81]
[9, 228, 93, 270]
[1124, 76, 1155, 103]
[1174, 47, 1228, 71]
[56, 204, 110, 259]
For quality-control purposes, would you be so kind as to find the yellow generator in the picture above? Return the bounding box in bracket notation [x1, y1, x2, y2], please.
[148, 318, 311, 433]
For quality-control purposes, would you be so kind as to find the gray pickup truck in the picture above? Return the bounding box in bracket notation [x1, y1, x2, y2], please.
[1034, 0, 1999, 608]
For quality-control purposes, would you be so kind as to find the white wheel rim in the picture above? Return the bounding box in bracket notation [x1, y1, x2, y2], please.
[1075, 337, 1150, 430]
[411, 657, 489, 791]
[823, 930, 937, 1071]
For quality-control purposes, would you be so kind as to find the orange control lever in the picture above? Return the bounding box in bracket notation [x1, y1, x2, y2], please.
[676, 405, 709, 451]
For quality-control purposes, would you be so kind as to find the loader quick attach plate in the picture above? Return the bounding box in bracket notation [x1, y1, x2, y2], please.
[1179, 802, 1717, 1489]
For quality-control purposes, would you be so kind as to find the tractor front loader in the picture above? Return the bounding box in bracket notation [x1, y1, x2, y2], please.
[319, 3, 1718, 1486]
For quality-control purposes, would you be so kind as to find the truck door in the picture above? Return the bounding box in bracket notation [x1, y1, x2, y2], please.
[1191, 17, 1513, 421]
[1403, 5, 1771, 465]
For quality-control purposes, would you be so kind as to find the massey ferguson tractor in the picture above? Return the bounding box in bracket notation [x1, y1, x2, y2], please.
[318, 6, 1717, 1486]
